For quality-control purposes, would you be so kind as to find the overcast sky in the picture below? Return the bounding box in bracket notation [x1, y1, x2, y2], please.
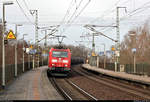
[0, 0, 150, 52]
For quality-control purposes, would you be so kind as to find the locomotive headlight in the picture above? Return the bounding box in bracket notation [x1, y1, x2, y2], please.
[52, 59, 57, 62]
[63, 60, 68, 63]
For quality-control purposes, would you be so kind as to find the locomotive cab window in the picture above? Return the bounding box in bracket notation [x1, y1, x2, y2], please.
[52, 51, 68, 58]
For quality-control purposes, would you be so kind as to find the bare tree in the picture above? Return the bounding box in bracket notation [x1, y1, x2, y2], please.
[120, 20, 150, 64]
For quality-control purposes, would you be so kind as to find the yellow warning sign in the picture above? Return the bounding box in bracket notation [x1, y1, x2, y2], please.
[30, 45, 33, 49]
[7, 30, 16, 39]
[111, 47, 115, 51]
[92, 52, 96, 56]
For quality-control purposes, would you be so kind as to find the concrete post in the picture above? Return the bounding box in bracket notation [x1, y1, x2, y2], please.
[97, 56, 99, 68]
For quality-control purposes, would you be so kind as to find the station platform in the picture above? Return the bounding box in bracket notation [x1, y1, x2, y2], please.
[0, 66, 63, 100]
[82, 64, 150, 86]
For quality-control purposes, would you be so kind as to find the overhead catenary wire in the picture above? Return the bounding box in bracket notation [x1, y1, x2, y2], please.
[96, 0, 150, 33]
[7, 21, 89, 26]
[68, 0, 91, 25]
[66, 0, 84, 24]
[59, 0, 75, 26]
[38, 29, 57, 43]
[84, 0, 123, 34]
[58, 0, 75, 36]
[89, 0, 131, 33]
[16, 0, 34, 25]
[66, 35, 79, 45]
[89, 0, 121, 24]
[87, 0, 134, 32]
[60, 0, 91, 35]
[22, 0, 30, 11]
[89, 0, 136, 24]
[50, 0, 76, 37]
[127, 2, 150, 17]
[22, 0, 35, 20]
[58, 0, 84, 36]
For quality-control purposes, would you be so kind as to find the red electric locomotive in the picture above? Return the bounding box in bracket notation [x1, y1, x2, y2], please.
[48, 48, 71, 76]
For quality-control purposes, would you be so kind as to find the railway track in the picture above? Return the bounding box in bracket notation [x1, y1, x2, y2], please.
[71, 65, 150, 100]
[81, 68, 150, 95]
[48, 76, 98, 100]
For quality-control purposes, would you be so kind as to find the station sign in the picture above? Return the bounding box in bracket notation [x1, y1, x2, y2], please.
[29, 49, 37, 55]
[26, 48, 30, 54]
[106, 50, 114, 54]
[99, 50, 114, 56]
[132, 48, 136, 53]
[23, 47, 26, 51]
[87, 53, 91, 57]
[115, 51, 120, 57]
[99, 52, 104, 56]
[106, 50, 111, 54]
[7, 30, 16, 39]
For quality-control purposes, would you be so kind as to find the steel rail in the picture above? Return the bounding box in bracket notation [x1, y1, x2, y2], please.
[50, 77, 72, 100]
[73, 67, 150, 100]
[66, 79, 98, 101]
[49, 76, 98, 100]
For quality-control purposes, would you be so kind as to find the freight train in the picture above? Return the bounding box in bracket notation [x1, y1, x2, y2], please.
[48, 47, 71, 76]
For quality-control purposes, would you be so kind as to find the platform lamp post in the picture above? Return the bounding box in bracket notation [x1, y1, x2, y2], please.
[38, 45, 41, 67]
[128, 31, 136, 73]
[22, 34, 28, 72]
[28, 41, 35, 70]
[111, 45, 116, 70]
[101, 43, 106, 69]
[29, 40, 34, 69]
[41, 46, 43, 66]
[15, 24, 22, 77]
[96, 45, 101, 68]
[2, 1, 14, 88]
[28, 40, 31, 69]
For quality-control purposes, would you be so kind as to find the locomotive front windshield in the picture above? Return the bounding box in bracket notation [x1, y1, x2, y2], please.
[52, 51, 68, 58]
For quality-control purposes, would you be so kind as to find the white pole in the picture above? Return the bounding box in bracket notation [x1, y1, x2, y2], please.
[28, 54, 30, 69]
[15, 25, 17, 77]
[28, 41, 30, 69]
[33, 55, 35, 70]
[97, 56, 99, 68]
[15, 24, 22, 76]
[22, 34, 27, 72]
[42, 47, 43, 66]
[115, 59, 117, 72]
[133, 53, 136, 73]
[103, 44, 106, 69]
[23, 35, 24, 72]
[2, 2, 14, 88]
[2, 4, 5, 87]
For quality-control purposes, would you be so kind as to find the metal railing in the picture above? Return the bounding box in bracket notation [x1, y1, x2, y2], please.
[88, 56, 150, 76]
[0, 60, 48, 89]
